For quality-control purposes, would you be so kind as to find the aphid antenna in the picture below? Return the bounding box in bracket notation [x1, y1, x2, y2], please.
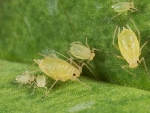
[112, 25, 119, 50]
[131, 7, 139, 12]
[140, 41, 149, 52]
[45, 47, 81, 70]
[70, 41, 82, 45]
[129, 18, 140, 44]
[67, 51, 74, 64]
[138, 57, 150, 77]
[111, 12, 122, 20]
[75, 78, 91, 90]
[23, 69, 40, 74]
[36, 52, 47, 57]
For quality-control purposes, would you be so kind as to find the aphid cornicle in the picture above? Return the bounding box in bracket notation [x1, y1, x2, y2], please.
[31, 75, 47, 95]
[33, 51, 90, 95]
[15, 71, 35, 88]
[111, 1, 138, 19]
[112, 19, 149, 76]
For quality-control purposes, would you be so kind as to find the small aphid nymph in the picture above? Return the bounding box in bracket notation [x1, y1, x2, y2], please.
[31, 75, 47, 95]
[15, 71, 35, 87]
[112, 19, 149, 76]
[111, 1, 138, 19]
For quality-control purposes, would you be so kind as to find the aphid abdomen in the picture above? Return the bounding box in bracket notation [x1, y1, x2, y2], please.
[113, 2, 130, 12]
[118, 29, 140, 66]
[70, 44, 91, 60]
[38, 57, 79, 81]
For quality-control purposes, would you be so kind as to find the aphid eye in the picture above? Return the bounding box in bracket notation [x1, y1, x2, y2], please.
[73, 73, 76, 76]
[137, 61, 139, 63]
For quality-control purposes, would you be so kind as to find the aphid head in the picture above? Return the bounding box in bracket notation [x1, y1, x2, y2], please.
[129, 2, 134, 8]
[89, 52, 95, 61]
[71, 69, 81, 80]
[129, 61, 138, 68]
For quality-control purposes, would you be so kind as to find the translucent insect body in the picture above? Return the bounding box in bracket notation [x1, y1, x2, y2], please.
[112, 19, 149, 76]
[111, 1, 138, 19]
[15, 71, 35, 87]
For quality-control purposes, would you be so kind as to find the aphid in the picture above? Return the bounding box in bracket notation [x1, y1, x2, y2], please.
[111, 1, 138, 19]
[15, 71, 35, 88]
[69, 38, 96, 63]
[33, 51, 90, 95]
[31, 75, 47, 95]
[112, 19, 149, 76]
[69, 39, 98, 77]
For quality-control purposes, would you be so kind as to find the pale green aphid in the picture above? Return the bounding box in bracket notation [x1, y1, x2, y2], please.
[15, 71, 35, 88]
[112, 19, 149, 76]
[69, 39, 98, 78]
[33, 51, 90, 96]
[111, 1, 138, 19]
[69, 39, 95, 63]
[31, 75, 47, 95]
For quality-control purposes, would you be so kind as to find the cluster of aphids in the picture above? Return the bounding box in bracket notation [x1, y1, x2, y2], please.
[15, 1, 149, 96]
[15, 39, 94, 96]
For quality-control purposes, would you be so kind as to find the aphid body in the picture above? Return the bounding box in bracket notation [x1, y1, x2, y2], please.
[34, 56, 81, 82]
[69, 42, 95, 62]
[112, 2, 135, 13]
[35, 75, 47, 88]
[112, 19, 148, 76]
[15, 71, 35, 84]
[111, 2, 138, 19]
[118, 27, 140, 68]
[31, 75, 47, 95]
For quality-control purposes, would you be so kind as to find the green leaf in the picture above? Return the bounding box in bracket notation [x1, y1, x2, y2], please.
[0, 0, 150, 112]
[0, 59, 150, 113]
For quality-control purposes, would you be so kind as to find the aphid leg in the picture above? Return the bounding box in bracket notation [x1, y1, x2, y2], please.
[45, 80, 58, 96]
[121, 65, 136, 76]
[112, 26, 119, 50]
[68, 50, 75, 64]
[111, 52, 124, 60]
[31, 86, 37, 95]
[129, 19, 140, 44]
[81, 62, 99, 80]
[18, 83, 23, 88]
[138, 57, 149, 77]
[85, 38, 90, 48]
[111, 12, 122, 20]
[25, 70, 39, 74]
[140, 41, 148, 53]
[75, 78, 91, 90]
